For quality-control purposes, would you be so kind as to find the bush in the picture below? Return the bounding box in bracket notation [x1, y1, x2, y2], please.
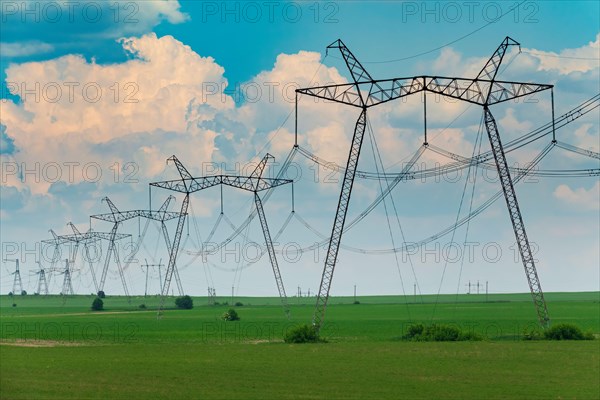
[284, 324, 325, 343]
[175, 295, 194, 310]
[522, 327, 543, 341]
[8, 292, 13, 296]
[97, 290, 105, 298]
[234, 301, 244, 307]
[139, 304, 146, 309]
[21, 290, 27, 296]
[12, 303, 16, 307]
[222, 308, 240, 321]
[402, 323, 481, 342]
[353, 300, 360, 305]
[91, 297, 103, 311]
[544, 323, 593, 341]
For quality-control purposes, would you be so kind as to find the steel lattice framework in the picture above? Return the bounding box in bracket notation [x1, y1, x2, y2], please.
[44, 224, 131, 295]
[90, 196, 185, 296]
[151, 154, 293, 315]
[297, 37, 552, 330]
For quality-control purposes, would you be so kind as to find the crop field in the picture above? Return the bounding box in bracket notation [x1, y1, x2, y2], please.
[1, 292, 599, 400]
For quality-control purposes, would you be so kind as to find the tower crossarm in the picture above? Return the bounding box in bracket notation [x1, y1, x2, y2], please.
[152, 176, 292, 194]
[91, 210, 141, 223]
[296, 83, 364, 108]
[86, 231, 131, 242]
[138, 210, 181, 222]
[297, 76, 551, 108]
[221, 176, 292, 193]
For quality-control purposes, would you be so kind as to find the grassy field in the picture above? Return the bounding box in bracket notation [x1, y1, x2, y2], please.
[1, 292, 599, 399]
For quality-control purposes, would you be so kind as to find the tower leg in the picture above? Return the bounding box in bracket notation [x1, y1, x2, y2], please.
[483, 106, 550, 327]
[313, 109, 367, 330]
[255, 192, 290, 317]
[158, 194, 189, 314]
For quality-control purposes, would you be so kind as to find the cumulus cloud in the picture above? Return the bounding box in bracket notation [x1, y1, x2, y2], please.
[554, 181, 600, 211]
[2, 33, 231, 193]
[523, 33, 600, 75]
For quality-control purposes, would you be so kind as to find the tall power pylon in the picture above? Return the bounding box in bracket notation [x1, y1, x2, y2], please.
[66, 222, 131, 297]
[59, 259, 74, 296]
[141, 259, 163, 296]
[34, 261, 49, 295]
[297, 37, 553, 330]
[49, 223, 131, 296]
[90, 196, 184, 296]
[4, 259, 23, 295]
[150, 153, 293, 315]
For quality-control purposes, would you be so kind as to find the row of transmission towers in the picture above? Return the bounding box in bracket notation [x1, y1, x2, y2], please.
[13, 36, 598, 332]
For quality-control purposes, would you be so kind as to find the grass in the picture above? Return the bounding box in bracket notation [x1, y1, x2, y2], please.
[1, 292, 599, 399]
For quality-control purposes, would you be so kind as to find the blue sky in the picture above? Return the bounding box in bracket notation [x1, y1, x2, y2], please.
[1, 1, 598, 300]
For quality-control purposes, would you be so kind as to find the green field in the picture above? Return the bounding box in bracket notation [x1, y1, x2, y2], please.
[1, 292, 599, 399]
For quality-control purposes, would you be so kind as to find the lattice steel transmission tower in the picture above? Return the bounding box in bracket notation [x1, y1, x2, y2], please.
[51, 223, 131, 296]
[297, 37, 553, 330]
[60, 259, 74, 296]
[4, 259, 23, 295]
[141, 259, 163, 296]
[90, 196, 184, 296]
[34, 261, 49, 295]
[150, 153, 293, 316]
[208, 287, 216, 305]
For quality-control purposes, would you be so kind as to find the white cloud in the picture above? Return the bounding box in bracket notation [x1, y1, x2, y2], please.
[2, 33, 231, 194]
[0, 41, 54, 58]
[554, 181, 600, 211]
[523, 33, 600, 75]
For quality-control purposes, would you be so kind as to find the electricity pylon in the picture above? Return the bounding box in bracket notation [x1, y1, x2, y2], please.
[150, 153, 293, 316]
[59, 259, 74, 296]
[141, 259, 163, 296]
[4, 259, 23, 295]
[45, 225, 101, 293]
[297, 37, 553, 330]
[90, 196, 184, 296]
[34, 261, 49, 295]
[53, 223, 131, 297]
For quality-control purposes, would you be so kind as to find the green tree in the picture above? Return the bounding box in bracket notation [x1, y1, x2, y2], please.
[222, 308, 240, 321]
[91, 297, 104, 311]
[284, 324, 323, 343]
[175, 295, 194, 309]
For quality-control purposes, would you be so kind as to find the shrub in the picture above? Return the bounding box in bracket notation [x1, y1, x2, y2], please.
[175, 295, 194, 310]
[8, 292, 13, 296]
[402, 323, 481, 342]
[222, 308, 240, 321]
[234, 301, 244, 307]
[91, 297, 103, 311]
[353, 300, 360, 305]
[139, 304, 146, 309]
[284, 324, 325, 343]
[97, 290, 105, 298]
[522, 327, 543, 341]
[544, 323, 592, 340]
[12, 303, 16, 307]
[20, 290, 27, 296]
